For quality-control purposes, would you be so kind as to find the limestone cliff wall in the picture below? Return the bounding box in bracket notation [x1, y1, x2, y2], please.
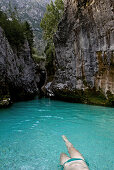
[0, 27, 40, 106]
[45, 0, 114, 105]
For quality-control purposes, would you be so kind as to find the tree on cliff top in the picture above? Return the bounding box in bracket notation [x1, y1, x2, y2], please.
[0, 9, 34, 51]
[40, 0, 64, 41]
[40, 0, 64, 79]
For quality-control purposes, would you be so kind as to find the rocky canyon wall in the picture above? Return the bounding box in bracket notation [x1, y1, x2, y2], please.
[45, 0, 114, 106]
[0, 27, 40, 107]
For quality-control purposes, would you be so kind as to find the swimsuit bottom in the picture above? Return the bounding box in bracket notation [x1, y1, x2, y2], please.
[61, 158, 89, 169]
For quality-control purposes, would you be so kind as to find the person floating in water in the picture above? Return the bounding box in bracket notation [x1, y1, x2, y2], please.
[60, 135, 89, 170]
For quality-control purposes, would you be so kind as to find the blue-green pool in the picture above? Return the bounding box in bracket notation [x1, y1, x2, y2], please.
[0, 98, 114, 170]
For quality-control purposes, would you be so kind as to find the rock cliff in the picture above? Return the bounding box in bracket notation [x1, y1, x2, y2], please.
[44, 0, 114, 106]
[0, 26, 40, 107]
[0, 0, 52, 53]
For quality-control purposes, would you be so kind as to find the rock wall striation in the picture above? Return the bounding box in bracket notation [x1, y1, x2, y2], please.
[45, 0, 114, 106]
[0, 26, 40, 107]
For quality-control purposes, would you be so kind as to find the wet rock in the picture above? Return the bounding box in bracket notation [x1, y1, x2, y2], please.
[0, 98, 11, 108]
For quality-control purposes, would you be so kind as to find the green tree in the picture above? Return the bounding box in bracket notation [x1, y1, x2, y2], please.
[40, 0, 64, 41]
[45, 42, 55, 77]
[0, 9, 34, 53]
[0, 10, 24, 48]
[40, 0, 64, 79]
[23, 21, 34, 51]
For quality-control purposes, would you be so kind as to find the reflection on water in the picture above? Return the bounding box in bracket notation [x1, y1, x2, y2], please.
[0, 98, 114, 170]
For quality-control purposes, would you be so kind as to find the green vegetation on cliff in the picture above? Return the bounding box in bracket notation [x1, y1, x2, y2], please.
[0, 9, 33, 50]
[0, 9, 35, 107]
[40, 0, 64, 41]
[53, 88, 114, 107]
[44, 42, 55, 80]
[40, 0, 64, 79]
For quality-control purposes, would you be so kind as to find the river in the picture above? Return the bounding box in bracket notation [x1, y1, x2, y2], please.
[0, 98, 114, 170]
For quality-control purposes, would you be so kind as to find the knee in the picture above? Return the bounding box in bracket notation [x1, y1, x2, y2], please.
[60, 152, 66, 158]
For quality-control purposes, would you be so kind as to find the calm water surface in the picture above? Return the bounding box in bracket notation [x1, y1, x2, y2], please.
[0, 98, 114, 170]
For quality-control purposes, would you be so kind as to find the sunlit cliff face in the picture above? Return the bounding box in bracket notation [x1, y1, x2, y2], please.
[45, 0, 114, 100]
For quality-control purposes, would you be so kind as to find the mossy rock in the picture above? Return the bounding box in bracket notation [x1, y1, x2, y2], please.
[52, 88, 114, 107]
[106, 91, 114, 106]
[0, 97, 11, 108]
[53, 88, 84, 103]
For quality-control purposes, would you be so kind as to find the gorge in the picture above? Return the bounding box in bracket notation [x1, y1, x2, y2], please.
[0, 1, 114, 170]
[0, 0, 114, 107]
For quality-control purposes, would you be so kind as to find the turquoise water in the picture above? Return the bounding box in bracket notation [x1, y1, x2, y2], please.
[0, 98, 114, 170]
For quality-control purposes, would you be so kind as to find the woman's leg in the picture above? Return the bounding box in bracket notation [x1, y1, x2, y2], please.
[62, 135, 84, 159]
[60, 153, 70, 165]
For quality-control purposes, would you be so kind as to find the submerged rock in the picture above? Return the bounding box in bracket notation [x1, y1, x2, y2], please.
[44, 0, 114, 106]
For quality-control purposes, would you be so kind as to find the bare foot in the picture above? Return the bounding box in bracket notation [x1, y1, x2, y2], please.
[62, 135, 68, 142]
[62, 135, 73, 148]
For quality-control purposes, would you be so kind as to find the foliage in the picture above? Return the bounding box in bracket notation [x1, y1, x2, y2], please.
[23, 21, 34, 51]
[40, 0, 64, 80]
[44, 43, 55, 77]
[32, 48, 45, 63]
[40, 0, 64, 41]
[0, 9, 34, 50]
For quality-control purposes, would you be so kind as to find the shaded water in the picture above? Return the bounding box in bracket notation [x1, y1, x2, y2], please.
[0, 98, 114, 170]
